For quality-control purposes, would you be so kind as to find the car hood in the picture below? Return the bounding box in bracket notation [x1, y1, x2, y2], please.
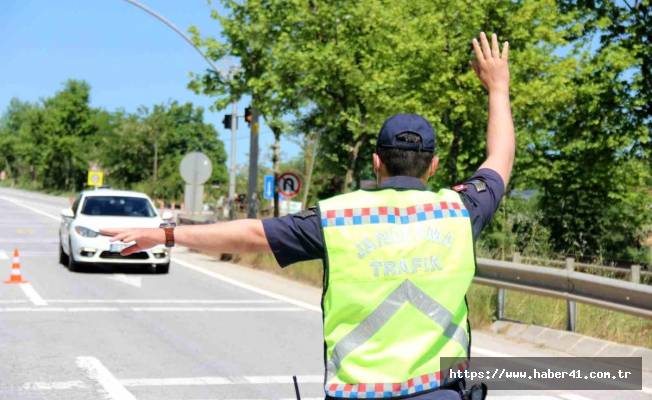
[73, 215, 162, 230]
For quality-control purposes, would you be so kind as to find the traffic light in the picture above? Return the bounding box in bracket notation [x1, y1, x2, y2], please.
[222, 114, 233, 130]
[244, 106, 253, 126]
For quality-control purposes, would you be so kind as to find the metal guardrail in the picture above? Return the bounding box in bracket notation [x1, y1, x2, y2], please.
[473, 258, 652, 328]
[516, 255, 652, 278]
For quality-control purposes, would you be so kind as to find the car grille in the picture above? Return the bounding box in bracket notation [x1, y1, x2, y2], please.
[99, 251, 149, 260]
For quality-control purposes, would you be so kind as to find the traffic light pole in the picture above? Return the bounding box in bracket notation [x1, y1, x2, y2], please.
[246, 107, 260, 218]
[228, 102, 237, 220]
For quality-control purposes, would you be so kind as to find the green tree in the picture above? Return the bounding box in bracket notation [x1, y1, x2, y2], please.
[535, 42, 651, 263]
[102, 101, 228, 201]
[190, 0, 578, 192]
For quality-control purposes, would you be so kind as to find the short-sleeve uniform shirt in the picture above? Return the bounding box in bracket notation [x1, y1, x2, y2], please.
[263, 168, 505, 267]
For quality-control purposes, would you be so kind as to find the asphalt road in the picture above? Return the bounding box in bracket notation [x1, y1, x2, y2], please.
[0, 187, 649, 400]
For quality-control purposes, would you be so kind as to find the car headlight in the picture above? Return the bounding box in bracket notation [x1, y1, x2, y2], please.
[74, 226, 99, 238]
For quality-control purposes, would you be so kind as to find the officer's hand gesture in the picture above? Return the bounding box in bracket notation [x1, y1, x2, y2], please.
[100, 228, 164, 256]
[470, 32, 509, 93]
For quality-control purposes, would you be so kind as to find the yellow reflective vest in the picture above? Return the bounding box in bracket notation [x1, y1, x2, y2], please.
[318, 188, 475, 398]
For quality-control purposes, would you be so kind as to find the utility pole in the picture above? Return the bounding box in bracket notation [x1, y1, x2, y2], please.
[153, 138, 158, 183]
[271, 129, 281, 217]
[246, 106, 259, 218]
[228, 102, 237, 220]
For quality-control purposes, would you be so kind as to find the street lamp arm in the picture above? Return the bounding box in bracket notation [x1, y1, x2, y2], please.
[122, 0, 222, 76]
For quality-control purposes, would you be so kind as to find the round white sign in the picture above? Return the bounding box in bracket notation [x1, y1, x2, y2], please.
[179, 152, 212, 185]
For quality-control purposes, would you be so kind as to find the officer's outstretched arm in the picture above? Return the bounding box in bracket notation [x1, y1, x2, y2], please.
[100, 219, 270, 256]
[470, 32, 515, 188]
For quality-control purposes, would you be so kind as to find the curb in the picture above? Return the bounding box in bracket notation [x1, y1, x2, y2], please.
[490, 320, 652, 372]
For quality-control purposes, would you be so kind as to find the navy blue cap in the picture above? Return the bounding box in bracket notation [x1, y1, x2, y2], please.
[376, 114, 436, 153]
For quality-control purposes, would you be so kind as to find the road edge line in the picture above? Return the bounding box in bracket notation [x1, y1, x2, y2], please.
[172, 257, 321, 312]
[0, 195, 59, 221]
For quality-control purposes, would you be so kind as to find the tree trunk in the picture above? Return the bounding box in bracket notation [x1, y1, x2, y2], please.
[302, 132, 319, 208]
[443, 112, 460, 184]
[342, 135, 365, 193]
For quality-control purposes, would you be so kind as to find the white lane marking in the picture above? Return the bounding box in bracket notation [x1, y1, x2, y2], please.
[119, 374, 323, 387]
[280, 398, 323, 400]
[22, 375, 323, 391]
[0, 299, 28, 303]
[0, 238, 58, 243]
[173, 257, 321, 312]
[0, 195, 59, 221]
[19, 283, 48, 306]
[0, 307, 120, 312]
[0, 306, 302, 312]
[22, 380, 89, 390]
[108, 274, 142, 288]
[11, 251, 58, 257]
[130, 306, 302, 312]
[46, 299, 281, 304]
[558, 394, 594, 400]
[0, 250, 7, 260]
[486, 397, 560, 400]
[76, 356, 137, 400]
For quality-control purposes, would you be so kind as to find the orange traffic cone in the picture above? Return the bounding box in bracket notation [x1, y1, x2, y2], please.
[4, 248, 27, 284]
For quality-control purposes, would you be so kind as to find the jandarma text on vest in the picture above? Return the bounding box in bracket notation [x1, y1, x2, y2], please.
[355, 225, 454, 259]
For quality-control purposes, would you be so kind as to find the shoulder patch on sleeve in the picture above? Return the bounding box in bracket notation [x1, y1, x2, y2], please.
[468, 179, 487, 192]
[294, 208, 317, 219]
[452, 179, 487, 193]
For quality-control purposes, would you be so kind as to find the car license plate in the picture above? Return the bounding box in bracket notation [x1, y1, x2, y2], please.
[109, 243, 128, 253]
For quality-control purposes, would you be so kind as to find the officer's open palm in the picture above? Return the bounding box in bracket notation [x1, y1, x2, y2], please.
[100, 228, 163, 256]
[471, 32, 509, 93]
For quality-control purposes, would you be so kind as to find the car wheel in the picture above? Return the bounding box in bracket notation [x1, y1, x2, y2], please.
[155, 263, 170, 274]
[67, 240, 80, 272]
[59, 243, 69, 266]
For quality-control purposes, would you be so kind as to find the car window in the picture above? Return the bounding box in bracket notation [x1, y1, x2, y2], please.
[80, 196, 156, 217]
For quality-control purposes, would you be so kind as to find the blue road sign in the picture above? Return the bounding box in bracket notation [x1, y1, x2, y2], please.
[263, 175, 275, 200]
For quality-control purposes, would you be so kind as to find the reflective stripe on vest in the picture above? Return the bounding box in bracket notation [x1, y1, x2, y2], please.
[319, 188, 475, 398]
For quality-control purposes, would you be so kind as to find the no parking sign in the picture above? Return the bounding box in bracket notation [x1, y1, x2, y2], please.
[277, 172, 301, 199]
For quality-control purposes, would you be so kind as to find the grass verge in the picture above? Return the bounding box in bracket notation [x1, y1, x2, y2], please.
[234, 253, 652, 349]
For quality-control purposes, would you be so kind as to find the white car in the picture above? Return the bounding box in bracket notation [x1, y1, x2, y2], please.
[59, 188, 172, 273]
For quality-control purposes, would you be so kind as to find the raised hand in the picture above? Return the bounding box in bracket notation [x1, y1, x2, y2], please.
[471, 32, 509, 93]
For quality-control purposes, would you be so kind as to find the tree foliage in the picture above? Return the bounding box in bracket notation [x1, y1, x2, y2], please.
[189, 0, 650, 264]
[0, 80, 227, 201]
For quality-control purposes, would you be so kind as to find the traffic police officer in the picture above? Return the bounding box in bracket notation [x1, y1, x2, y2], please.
[103, 32, 514, 400]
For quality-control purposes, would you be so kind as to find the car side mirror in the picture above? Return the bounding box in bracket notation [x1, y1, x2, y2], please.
[61, 208, 74, 219]
[161, 210, 174, 221]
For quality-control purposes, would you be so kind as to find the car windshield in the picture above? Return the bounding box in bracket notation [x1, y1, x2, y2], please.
[80, 196, 156, 217]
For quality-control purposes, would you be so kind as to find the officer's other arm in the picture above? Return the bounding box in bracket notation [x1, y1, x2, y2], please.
[100, 219, 270, 256]
[470, 32, 515, 188]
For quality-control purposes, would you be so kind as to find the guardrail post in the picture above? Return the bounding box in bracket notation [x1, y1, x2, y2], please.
[496, 288, 505, 321]
[630, 264, 641, 284]
[565, 257, 576, 332]
[513, 252, 522, 263]
[494, 253, 521, 322]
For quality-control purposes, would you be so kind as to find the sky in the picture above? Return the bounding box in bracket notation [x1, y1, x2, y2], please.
[0, 0, 301, 168]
